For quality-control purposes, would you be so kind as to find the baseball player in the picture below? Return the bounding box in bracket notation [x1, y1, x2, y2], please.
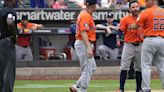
[116, 1, 144, 92]
[69, 0, 97, 92]
[96, 14, 121, 60]
[0, 0, 18, 92]
[16, 15, 43, 62]
[130, 0, 164, 91]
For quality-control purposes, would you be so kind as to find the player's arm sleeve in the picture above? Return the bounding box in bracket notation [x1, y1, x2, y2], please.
[79, 15, 92, 47]
[119, 18, 126, 32]
[35, 24, 44, 28]
[78, 15, 91, 32]
[17, 23, 22, 30]
[17, 23, 24, 34]
[28, 23, 40, 30]
[96, 23, 107, 29]
[136, 11, 146, 27]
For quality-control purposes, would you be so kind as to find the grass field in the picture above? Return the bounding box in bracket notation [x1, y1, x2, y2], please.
[14, 79, 163, 92]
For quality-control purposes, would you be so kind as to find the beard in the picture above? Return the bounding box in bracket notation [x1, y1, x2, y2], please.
[22, 23, 27, 27]
[131, 10, 140, 16]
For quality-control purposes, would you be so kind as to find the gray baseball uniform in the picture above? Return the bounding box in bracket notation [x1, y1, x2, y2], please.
[15, 44, 33, 61]
[141, 37, 164, 91]
[121, 42, 142, 71]
[71, 9, 97, 92]
[135, 6, 164, 92]
[74, 40, 97, 92]
[118, 13, 144, 92]
[98, 44, 119, 60]
[119, 14, 143, 72]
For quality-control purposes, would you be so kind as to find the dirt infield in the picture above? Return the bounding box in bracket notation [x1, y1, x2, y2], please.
[16, 67, 160, 80]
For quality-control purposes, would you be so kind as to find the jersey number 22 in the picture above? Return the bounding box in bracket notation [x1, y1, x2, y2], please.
[154, 18, 164, 30]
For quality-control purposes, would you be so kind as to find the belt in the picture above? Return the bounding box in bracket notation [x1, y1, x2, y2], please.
[144, 36, 164, 38]
[22, 46, 28, 48]
[89, 41, 94, 44]
[131, 42, 140, 46]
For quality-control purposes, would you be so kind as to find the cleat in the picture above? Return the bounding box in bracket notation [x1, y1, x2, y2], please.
[69, 85, 81, 92]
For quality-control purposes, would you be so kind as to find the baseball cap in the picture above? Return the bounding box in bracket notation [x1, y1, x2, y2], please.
[107, 14, 113, 18]
[22, 15, 28, 20]
[85, 0, 97, 6]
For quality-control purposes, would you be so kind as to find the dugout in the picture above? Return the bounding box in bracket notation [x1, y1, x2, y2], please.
[14, 7, 164, 67]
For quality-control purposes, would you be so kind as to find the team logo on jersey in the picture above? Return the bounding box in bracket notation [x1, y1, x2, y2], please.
[84, 23, 89, 28]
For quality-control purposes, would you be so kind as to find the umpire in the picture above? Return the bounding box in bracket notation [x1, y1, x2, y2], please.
[0, 0, 18, 92]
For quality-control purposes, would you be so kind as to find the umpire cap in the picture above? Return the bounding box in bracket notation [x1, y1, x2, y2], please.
[85, 0, 97, 6]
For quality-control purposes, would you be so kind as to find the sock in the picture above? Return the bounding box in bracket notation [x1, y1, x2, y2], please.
[120, 70, 127, 91]
[136, 71, 142, 91]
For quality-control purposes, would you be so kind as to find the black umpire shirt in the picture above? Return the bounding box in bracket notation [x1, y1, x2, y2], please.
[0, 6, 17, 39]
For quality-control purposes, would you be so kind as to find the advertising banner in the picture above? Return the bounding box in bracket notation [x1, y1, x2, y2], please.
[15, 9, 129, 21]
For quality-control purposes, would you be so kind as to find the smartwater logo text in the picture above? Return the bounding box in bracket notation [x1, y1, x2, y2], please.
[16, 10, 76, 20]
[16, 9, 129, 21]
